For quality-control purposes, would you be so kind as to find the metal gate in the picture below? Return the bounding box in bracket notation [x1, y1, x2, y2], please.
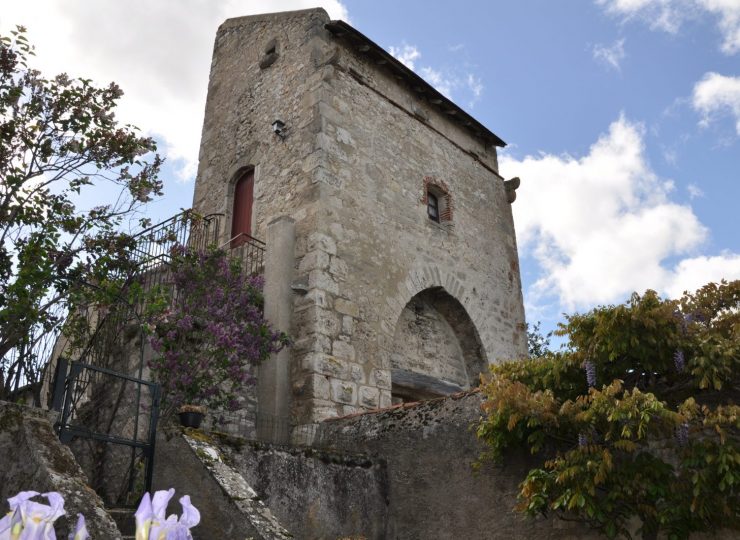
[52, 359, 160, 505]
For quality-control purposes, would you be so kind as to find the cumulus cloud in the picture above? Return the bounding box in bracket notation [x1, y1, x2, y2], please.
[592, 38, 627, 71]
[0, 0, 350, 180]
[389, 43, 484, 106]
[664, 253, 740, 297]
[692, 72, 740, 133]
[501, 114, 740, 310]
[597, 0, 740, 54]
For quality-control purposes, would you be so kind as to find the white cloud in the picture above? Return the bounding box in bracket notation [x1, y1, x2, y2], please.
[692, 72, 740, 133]
[389, 43, 484, 106]
[0, 1, 350, 181]
[687, 183, 705, 198]
[466, 74, 484, 99]
[389, 44, 421, 70]
[664, 253, 740, 297]
[592, 38, 627, 71]
[502, 114, 740, 309]
[597, 0, 740, 54]
[419, 66, 455, 98]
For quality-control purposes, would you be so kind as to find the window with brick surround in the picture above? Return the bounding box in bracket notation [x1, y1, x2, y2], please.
[427, 192, 440, 222]
[422, 177, 452, 224]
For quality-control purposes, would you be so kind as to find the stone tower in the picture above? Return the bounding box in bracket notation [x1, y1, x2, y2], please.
[192, 8, 526, 433]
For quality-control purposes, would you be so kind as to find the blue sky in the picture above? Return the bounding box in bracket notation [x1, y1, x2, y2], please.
[3, 0, 739, 336]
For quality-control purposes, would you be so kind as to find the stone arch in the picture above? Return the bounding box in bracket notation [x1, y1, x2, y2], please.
[389, 286, 487, 403]
[378, 262, 489, 360]
[376, 262, 490, 404]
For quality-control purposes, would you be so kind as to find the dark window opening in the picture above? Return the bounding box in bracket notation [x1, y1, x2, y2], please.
[427, 192, 439, 222]
[260, 39, 279, 69]
[231, 170, 254, 247]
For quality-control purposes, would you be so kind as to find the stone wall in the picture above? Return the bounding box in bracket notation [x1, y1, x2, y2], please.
[153, 430, 292, 540]
[154, 428, 389, 540]
[219, 437, 391, 539]
[192, 9, 329, 247]
[315, 392, 596, 540]
[0, 401, 121, 539]
[289, 18, 527, 422]
[193, 8, 527, 425]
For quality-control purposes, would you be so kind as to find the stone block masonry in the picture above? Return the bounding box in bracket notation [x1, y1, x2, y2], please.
[192, 8, 527, 426]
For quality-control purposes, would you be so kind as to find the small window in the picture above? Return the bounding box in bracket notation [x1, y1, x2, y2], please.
[259, 39, 279, 69]
[422, 177, 453, 225]
[427, 192, 440, 222]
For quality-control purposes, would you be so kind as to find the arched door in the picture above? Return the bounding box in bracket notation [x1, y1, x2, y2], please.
[231, 170, 254, 245]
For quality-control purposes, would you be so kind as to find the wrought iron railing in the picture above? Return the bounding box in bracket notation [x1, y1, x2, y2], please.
[42, 209, 267, 504]
[52, 359, 160, 505]
[225, 232, 266, 275]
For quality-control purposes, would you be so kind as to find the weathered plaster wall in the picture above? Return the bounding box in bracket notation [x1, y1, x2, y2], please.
[315, 392, 595, 540]
[0, 402, 121, 539]
[154, 428, 389, 540]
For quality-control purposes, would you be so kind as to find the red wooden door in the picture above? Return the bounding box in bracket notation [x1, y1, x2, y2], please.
[231, 170, 254, 245]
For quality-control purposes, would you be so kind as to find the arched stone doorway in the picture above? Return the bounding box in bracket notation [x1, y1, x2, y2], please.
[390, 287, 486, 404]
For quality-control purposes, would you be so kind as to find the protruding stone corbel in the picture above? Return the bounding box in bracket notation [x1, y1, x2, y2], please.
[504, 176, 520, 204]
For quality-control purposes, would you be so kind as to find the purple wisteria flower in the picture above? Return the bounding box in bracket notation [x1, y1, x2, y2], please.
[578, 432, 588, 447]
[673, 349, 685, 372]
[676, 422, 689, 447]
[583, 360, 597, 388]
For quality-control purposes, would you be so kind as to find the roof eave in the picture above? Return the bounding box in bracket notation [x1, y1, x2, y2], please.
[324, 20, 506, 148]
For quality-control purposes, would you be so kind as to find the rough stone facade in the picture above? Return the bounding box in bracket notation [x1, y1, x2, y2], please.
[192, 8, 526, 426]
[0, 401, 121, 539]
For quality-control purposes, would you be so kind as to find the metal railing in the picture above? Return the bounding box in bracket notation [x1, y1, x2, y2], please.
[52, 359, 160, 504]
[225, 232, 266, 275]
[42, 210, 268, 504]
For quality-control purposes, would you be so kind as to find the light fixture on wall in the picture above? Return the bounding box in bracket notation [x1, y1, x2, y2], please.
[272, 119, 286, 140]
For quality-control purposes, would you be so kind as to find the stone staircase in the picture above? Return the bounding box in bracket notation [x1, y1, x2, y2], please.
[107, 507, 136, 539]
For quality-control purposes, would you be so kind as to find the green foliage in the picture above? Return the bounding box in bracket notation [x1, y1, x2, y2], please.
[477, 281, 740, 538]
[0, 26, 162, 396]
[527, 321, 553, 358]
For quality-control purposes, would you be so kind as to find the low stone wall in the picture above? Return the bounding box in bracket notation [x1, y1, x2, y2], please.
[0, 401, 120, 539]
[153, 429, 291, 540]
[315, 391, 595, 540]
[219, 437, 391, 539]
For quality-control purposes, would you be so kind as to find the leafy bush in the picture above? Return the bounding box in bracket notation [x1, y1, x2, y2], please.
[145, 247, 288, 417]
[477, 280, 739, 538]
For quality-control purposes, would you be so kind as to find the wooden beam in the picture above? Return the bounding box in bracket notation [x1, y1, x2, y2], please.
[391, 368, 465, 396]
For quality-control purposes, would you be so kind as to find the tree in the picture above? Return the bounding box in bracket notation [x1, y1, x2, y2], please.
[527, 321, 553, 358]
[477, 280, 739, 539]
[0, 26, 163, 398]
[144, 247, 289, 419]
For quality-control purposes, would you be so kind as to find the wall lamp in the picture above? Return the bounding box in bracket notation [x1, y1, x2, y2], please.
[272, 119, 286, 140]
